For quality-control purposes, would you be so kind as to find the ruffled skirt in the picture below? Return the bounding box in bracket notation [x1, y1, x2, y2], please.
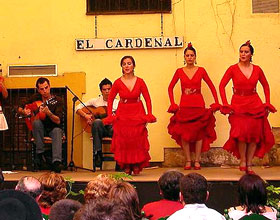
[168, 107, 216, 152]
[0, 106, 8, 131]
[223, 94, 274, 158]
[111, 101, 150, 170]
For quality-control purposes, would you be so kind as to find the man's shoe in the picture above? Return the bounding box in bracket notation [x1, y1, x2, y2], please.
[94, 151, 102, 168]
[52, 161, 62, 173]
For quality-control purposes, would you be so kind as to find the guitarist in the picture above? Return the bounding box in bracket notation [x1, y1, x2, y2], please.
[76, 78, 119, 169]
[18, 77, 64, 173]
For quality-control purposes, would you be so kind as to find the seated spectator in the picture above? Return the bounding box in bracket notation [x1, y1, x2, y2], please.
[168, 172, 225, 220]
[15, 176, 43, 202]
[142, 170, 184, 220]
[0, 189, 42, 220]
[78, 198, 131, 220]
[109, 181, 142, 220]
[228, 174, 277, 220]
[84, 174, 116, 203]
[38, 172, 67, 218]
[49, 199, 82, 220]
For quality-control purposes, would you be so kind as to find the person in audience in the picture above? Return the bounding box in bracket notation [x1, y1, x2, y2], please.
[168, 172, 225, 220]
[38, 172, 67, 217]
[0, 189, 42, 220]
[15, 176, 43, 202]
[142, 170, 184, 219]
[228, 174, 277, 220]
[49, 199, 82, 220]
[108, 181, 142, 220]
[78, 198, 132, 220]
[84, 174, 116, 203]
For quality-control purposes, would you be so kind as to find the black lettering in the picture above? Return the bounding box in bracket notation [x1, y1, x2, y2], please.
[76, 40, 84, 50]
[105, 39, 113, 48]
[174, 37, 183, 47]
[125, 39, 133, 48]
[154, 38, 163, 47]
[86, 39, 94, 49]
[145, 38, 153, 47]
[115, 39, 123, 48]
[135, 38, 143, 48]
[164, 38, 172, 47]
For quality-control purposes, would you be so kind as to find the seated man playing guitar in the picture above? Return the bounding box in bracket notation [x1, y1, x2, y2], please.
[18, 77, 64, 173]
[76, 78, 119, 170]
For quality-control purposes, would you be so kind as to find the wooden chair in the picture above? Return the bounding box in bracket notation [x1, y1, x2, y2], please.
[90, 136, 114, 172]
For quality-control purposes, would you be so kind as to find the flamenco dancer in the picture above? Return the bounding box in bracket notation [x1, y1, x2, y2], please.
[104, 55, 156, 175]
[167, 43, 220, 170]
[219, 40, 276, 174]
[0, 76, 8, 131]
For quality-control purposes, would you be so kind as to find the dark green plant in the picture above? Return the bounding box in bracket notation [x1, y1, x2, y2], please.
[64, 172, 132, 198]
[108, 172, 133, 181]
[64, 176, 84, 198]
[266, 184, 280, 208]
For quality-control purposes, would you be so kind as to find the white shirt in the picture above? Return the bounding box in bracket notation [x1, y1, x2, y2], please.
[75, 95, 119, 112]
[168, 204, 225, 220]
[228, 207, 277, 220]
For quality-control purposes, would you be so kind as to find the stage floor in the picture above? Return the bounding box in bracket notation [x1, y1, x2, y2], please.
[3, 166, 280, 182]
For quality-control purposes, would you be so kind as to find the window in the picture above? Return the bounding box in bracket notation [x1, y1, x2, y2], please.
[87, 0, 172, 15]
[252, 0, 279, 13]
[8, 65, 57, 77]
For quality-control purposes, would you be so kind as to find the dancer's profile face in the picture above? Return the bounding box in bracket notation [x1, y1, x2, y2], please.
[184, 49, 196, 65]
[239, 46, 252, 62]
[121, 58, 135, 75]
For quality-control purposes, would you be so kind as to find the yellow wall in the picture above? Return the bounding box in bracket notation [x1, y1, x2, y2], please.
[1, 0, 280, 169]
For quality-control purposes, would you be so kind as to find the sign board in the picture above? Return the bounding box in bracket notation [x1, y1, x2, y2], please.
[75, 36, 184, 51]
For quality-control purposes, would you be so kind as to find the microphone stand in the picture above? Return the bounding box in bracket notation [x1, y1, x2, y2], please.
[65, 86, 93, 171]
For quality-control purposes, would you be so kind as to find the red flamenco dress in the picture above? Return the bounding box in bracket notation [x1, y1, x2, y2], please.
[167, 67, 220, 152]
[104, 77, 156, 171]
[219, 64, 275, 158]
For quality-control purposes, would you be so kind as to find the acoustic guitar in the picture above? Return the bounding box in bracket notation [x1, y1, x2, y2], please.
[24, 97, 57, 131]
[80, 106, 107, 133]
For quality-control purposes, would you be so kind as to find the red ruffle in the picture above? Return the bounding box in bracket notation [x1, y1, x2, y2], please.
[223, 95, 275, 158]
[168, 107, 216, 152]
[167, 104, 179, 113]
[111, 101, 151, 170]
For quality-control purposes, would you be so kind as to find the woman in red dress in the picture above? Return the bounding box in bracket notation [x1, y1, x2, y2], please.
[167, 43, 220, 170]
[104, 56, 156, 175]
[219, 41, 276, 174]
[0, 76, 8, 131]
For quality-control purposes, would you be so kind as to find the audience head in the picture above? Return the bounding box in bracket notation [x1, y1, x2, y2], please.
[0, 189, 42, 220]
[99, 78, 112, 91]
[109, 181, 141, 220]
[49, 199, 82, 220]
[38, 172, 67, 208]
[79, 198, 131, 220]
[84, 174, 116, 203]
[158, 170, 183, 201]
[180, 173, 208, 204]
[15, 176, 43, 201]
[238, 174, 267, 214]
